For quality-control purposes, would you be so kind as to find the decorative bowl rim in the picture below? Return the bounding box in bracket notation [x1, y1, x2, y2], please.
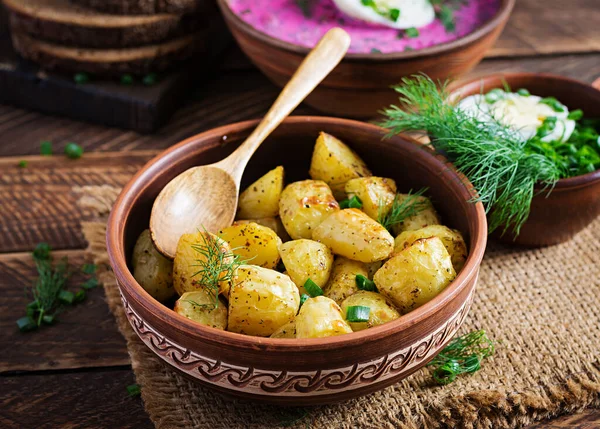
[216, 0, 516, 62]
[448, 72, 600, 190]
[106, 116, 488, 351]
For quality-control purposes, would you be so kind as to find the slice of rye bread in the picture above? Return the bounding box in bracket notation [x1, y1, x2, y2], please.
[70, 0, 203, 15]
[3, 0, 209, 49]
[10, 31, 204, 75]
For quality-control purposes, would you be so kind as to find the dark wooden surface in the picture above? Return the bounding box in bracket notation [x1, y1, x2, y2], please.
[1, 0, 599, 427]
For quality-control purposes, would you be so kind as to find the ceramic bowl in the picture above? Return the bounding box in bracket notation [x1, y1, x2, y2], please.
[106, 117, 487, 405]
[215, 0, 514, 118]
[449, 73, 600, 247]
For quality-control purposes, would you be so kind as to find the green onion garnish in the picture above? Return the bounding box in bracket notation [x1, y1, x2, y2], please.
[40, 141, 53, 156]
[304, 278, 323, 297]
[82, 277, 99, 289]
[42, 314, 55, 325]
[17, 316, 37, 332]
[355, 274, 377, 292]
[58, 289, 75, 304]
[484, 88, 505, 104]
[516, 88, 530, 97]
[389, 8, 400, 21]
[143, 73, 158, 86]
[120, 74, 134, 85]
[64, 142, 83, 159]
[127, 384, 141, 397]
[18, 160, 28, 168]
[74, 72, 90, 84]
[405, 27, 419, 38]
[346, 306, 370, 322]
[82, 263, 97, 274]
[539, 97, 566, 113]
[339, 195, 363, 209]
[299, 293, 310, 307]
[568, 109, 583, 121]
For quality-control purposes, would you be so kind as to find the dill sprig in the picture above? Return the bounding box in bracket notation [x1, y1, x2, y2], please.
[428, 329, 494, 385]
[378, 188, 428, 231]
[190, 232, 243, 309]
[379, 75, 561, 235]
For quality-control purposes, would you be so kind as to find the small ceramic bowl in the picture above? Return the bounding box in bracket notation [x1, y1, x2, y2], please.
[107, 117, 487, 405]
[449, 73, 600, 247]
[216, 0, 514, 118]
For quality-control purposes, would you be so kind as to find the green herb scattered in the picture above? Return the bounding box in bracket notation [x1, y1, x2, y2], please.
[127, 384, 141, 397]
[484, 88, 505, 104]
[18, 160, 28, 168]
[190, 231, 244, 309]
[64, 142, 83, 159]
[539, 96, 566, 113]
[82, 277, 99, 290]
[379, 75, 562, 234]
[339, 195, 363, 209]
[346, 305, 370, 322]
[40, 141, 53, 156]
[120, 74, 134, 85]
[74, 72, 90, 84]
[516, 88, 530, 97]
[303, 278, 323, 297]
[437, 5, 456, 32]
[377, 188, 428, 232]
[143, 73, 158, 86]
[355, 274, 377, 292]
[428, 329, 494, 385]
[389, 8, 401, 22]
[82, 263, 97, 274]
[299, 293, 310, 307]
[405, 27, 419, 38]
[567, 109, 583, 121]
[295, 0, 315, 17]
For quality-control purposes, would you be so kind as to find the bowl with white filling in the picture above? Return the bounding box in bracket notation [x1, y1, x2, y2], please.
[216, 0, 515, 117]
[447, 73, 600, 246]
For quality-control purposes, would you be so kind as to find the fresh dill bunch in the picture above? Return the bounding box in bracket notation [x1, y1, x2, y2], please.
[379, 74, 561, 235]
[190, 231, 244, 309]
[378, 188, 428, 231]
[428, 329, 494, 385]
[31, 252, 70, 326]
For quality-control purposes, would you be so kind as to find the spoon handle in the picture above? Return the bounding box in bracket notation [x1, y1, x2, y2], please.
[220, 28, 351, 178]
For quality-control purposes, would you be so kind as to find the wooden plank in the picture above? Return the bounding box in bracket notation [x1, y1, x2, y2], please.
[0, 369, 153, 429]
[0, 249, 130, 373]
[0, 151, 156, 253]
[529, 409, 600, 428]
[489, 0, 600, 57]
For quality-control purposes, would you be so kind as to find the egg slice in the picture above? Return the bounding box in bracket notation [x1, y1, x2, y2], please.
[332, 0, 435, 29]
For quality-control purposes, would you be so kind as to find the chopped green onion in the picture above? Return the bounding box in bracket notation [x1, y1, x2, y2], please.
[299, 294, 310, 307]
[339, 195, 363, 209]
[58, 290, 75, 304]
[26, 301, 39, 318]
[74, 290, 86, 302]
[42, 314, 55, 325]
[40, 141, 53, 156]
[64, 142, 83, 159]
[536, 116, 557, 138]
[303, 278, 323, 297]
[127, 384, 141, 397]
[355, 274, 377, 292]
[437, 5, 456, 32]
[33, 242, 51, 260]
[82, 278, 98, 289]
[567, 109, 583, 121]
[389, 8, 400, 21]
[74, 72, 90, 84]
[18, 160, 28, 168]
[120, 74, 134, 85]
[405, 27, 419, 38]
[143, 73, 158, 86]
[17, 316, 37, 332]
[82, 263, 97, 274]
[346, 306, 370, 322]
[539, 97, 566, 113]
[484, 88, 505, 104]
[516, 88, 530, 97]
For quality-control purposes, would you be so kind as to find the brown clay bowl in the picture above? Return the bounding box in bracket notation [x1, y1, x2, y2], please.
[106, 117, 487, 405]
[215, 0, 514, 118]
[449, 73, 600, 247]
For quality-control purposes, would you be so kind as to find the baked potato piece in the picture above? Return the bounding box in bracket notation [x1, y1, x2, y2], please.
[235, 217, 291, 242]
[237, 166, 284, 219]
[390, 194, 441, 235]
[344, 177, 397, 220]
[174, 291, 228, 330]
[228, 266, 300, 337]
[132, 229, 175, 302]
[374, 237, 456, 314]
[309, 132, 372, 199]
[340, 291, 400, 331]
[295, 296, 353, 338]
[270, 320, 296, 338]
[218, 222, 282, 269]
[312, 208, 394, 263]
[323, 257, 369, 305]
[173, 231, 234, 298]
[278, 239, 334, 295]
[394, 225, 468, 273]
[279, 180, 339, 240]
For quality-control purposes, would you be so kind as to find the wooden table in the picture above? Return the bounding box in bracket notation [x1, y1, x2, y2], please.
[1, 0, 600, 427]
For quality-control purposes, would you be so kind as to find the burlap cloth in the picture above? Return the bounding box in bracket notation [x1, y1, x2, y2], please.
[76, 185, 600, 429]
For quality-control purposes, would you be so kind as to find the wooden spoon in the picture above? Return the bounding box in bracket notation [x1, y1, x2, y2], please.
[150, 28, 351, 258]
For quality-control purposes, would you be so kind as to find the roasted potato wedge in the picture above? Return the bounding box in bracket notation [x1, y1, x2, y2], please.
[278, 239, 334, 294]
[270, 320, 296, 338]
[173, 231, 233, 298]
[132, 229, 175, 302]
[390, 194, 441, 235]
[344, 177, 397, 220]
[323, 257, 369, 305]
[279, 180, 339, 240]
[228, 266, 300, 337]
[374, 237, 456, 313]
[295, 296, 353, 338]
[309, 132, 372, 199]
[394, 225, 468, 273]
[174, 291, 228, 330]
[235, 217, 291, 242]
[237, 166, 284, 219]
[218, 222, 282, 269]
[340, 291, 400, 331]
[312, 208, 394, 263]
